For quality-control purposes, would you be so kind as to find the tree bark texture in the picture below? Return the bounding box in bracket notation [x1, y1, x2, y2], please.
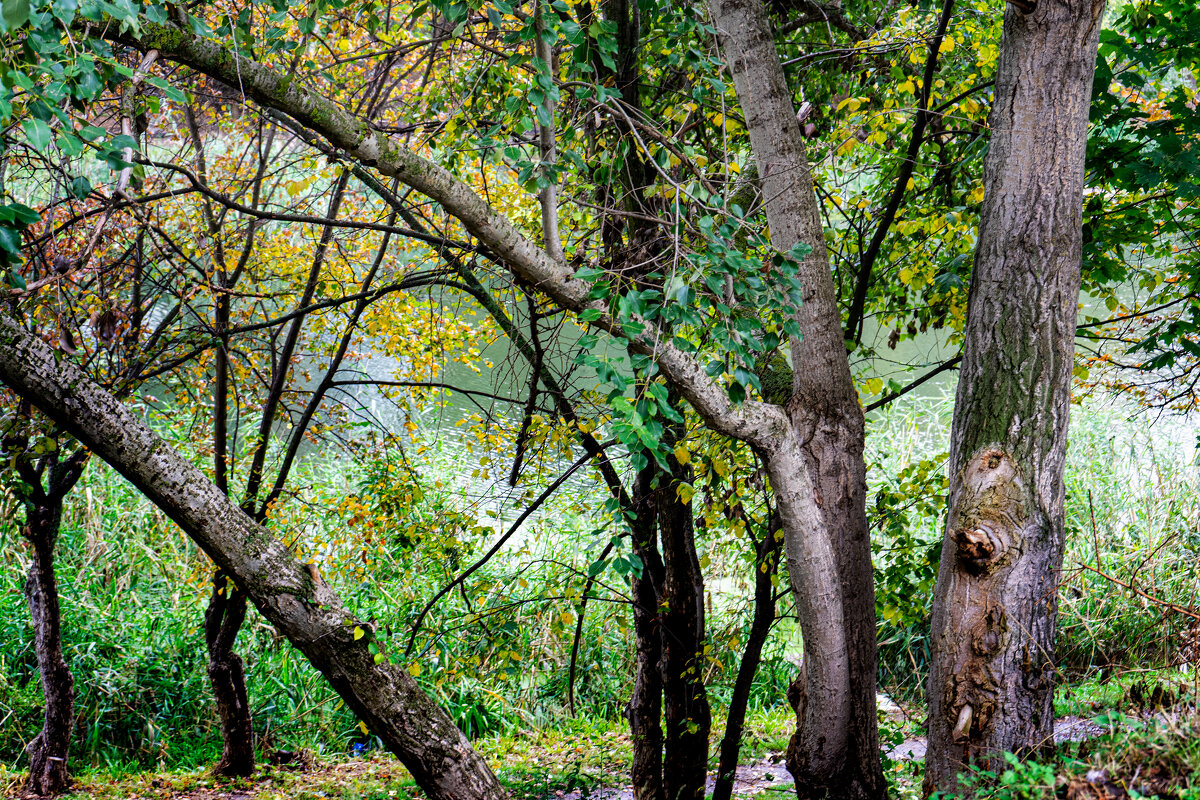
[0, 313, 508, 800]
[17, 453, 86, 798]
[657, 449, 710, 800]
[924, 0, 1105, 791]
[628, 465, 666, 800]
[205, 573, 255, 777]
[707, 0, 883, 796]
[24, 501, 74, 797]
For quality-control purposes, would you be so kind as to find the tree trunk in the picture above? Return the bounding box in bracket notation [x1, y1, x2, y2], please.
[658, 447, 710, 800]
[24, 514, 74, 797]
[707, 0, 883, 796]
[0, 313, 509, 800]
[628, 464, 666, 800]
[713, 513, 782, 800]
[19, 456, 86, 798]
[923, 0, 1106, 791]
[206, 573, 255, 777]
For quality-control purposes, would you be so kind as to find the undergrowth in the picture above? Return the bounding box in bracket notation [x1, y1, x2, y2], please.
[3, 393, 1199, 786]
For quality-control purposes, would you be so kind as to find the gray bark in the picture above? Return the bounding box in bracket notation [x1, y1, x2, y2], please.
[0, 313, 508, 800]
[924, 0, 1106, 791]
[707, 0, 883, 795]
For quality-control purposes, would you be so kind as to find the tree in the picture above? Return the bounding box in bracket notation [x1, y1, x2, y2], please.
[0, 0, 1111, 795]
[0, 6, 875, 798]
[0, 417, 87, 797]
[924, 0, 1107, 790]
[0, 308, 511, 799]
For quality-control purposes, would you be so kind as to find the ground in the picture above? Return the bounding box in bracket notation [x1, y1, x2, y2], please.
[3, 685, 1199, 800]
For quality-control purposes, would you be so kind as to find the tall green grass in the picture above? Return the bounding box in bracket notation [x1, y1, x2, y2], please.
[866, 393, 1200, 700]
[0, 434, 650, 775]
[3, 392, 1195, 778]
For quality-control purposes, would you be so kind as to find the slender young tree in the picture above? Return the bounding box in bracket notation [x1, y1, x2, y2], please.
[0, 426, 88, 797]
[924, 0, 1107, 790]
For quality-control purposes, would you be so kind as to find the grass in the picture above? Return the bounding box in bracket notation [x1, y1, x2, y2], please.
[0, 424, 800, 783]
[942, 712, 1200, 800]
[3, 392, 1200, 795]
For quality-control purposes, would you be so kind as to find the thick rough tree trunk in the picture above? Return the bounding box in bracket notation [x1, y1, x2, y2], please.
[0, 314, 508, 800]
[206, 573, 255, 777]
[923, 0, 1106, 792]
[707, 0, 883, 796]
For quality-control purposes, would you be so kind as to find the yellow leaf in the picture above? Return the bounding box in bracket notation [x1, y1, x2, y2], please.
[677, 482, 695, 504]
[673, 445, 691, 465]
[353, 626, 365, 640]
[358, 720, 369, 735]
[864, 377, 883, 395]
[408, 662, 422, 677]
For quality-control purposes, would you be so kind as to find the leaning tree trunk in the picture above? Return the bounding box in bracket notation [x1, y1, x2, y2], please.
[23, 501, 73, 797]
[708, 0, 884, 796]
[206, 574, 255, 777]
[0, 313, 509, 800]
[923, 0, 1106, 792]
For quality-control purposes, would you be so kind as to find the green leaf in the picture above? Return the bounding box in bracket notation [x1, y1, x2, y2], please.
[68, 176, 92, 199]
[2, 0, 29, 30]
[7, 203, 39, 225]
[23, 118, 52, 152]
[0, 226, 22, 255]
[79, 125, 107, 142]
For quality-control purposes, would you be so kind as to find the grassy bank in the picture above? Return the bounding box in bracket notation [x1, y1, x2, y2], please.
[2, 394, 1198, 791]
